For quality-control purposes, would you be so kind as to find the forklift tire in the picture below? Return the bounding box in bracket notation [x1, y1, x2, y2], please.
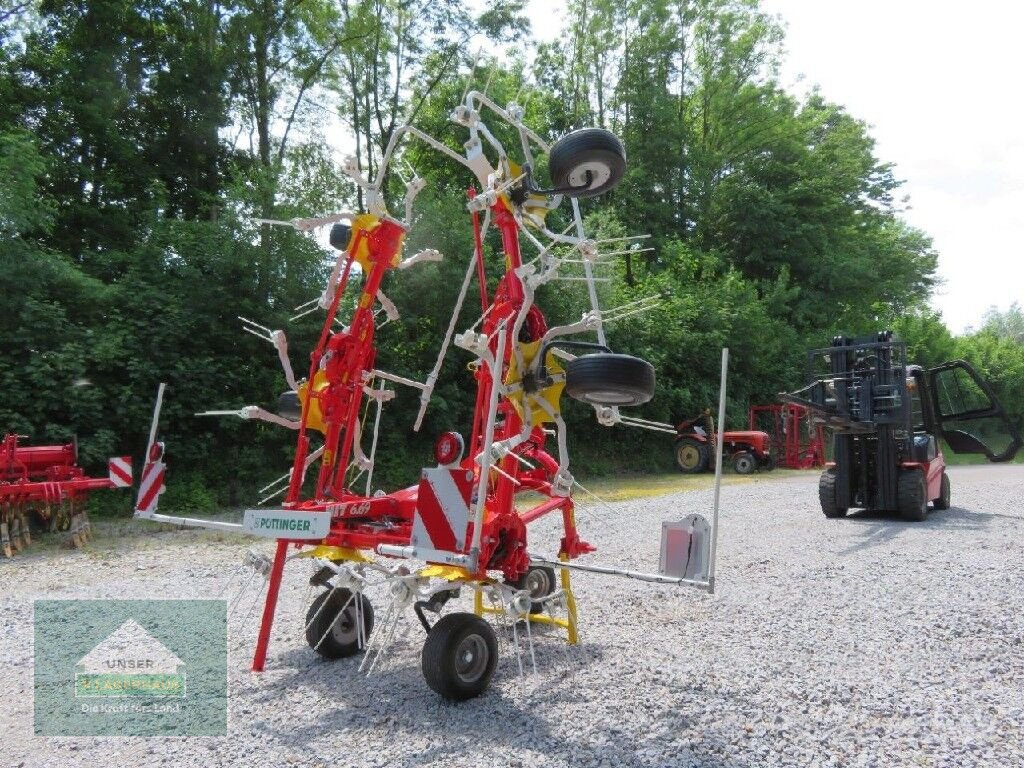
[305, 589, 374, 659]
[421, 612, 498, 701]
[897, 469, 928, 522]
[548, 128, 626, 199]
[565, 353, 655, 407]
[675, 438, 710, 473]
[819, 469, 847, 518]
[733, 452, 756, 475]
[511, 565, 557, 615]
[933, 471, 951, 510]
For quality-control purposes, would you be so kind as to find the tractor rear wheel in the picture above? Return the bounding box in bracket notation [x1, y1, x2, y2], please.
[933, 471, 951, 510]
[421, 612, 498, 701]
[511, 565, 557, 615]
[675, 438, 710, 474]
[564, 353, 655, 407]
[819, 469, 847, 518]
[733, 452, 756, 475]
[898, 469, 928, 522]
[305, 588, 374, 659]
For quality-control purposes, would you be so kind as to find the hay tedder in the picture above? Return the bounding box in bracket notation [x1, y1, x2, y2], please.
[0, 433, 132, 556]
[135, 92, 724, 700]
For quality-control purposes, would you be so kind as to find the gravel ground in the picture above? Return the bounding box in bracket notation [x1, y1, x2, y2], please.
[2, 464, 1023, 767]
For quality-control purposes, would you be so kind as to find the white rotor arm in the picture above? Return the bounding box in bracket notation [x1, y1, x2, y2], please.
[254, 211, 354, 232]
[398, 249, 443, 270]
[196, 406, 299, 430]
[239, 317, 299, 391]
[376, 290, 400, 323]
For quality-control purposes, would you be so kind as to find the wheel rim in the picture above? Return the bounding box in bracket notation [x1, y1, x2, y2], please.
[737, 457, 753, 472]
[582, 390, 638, 406]
[329, 602, 359, 644]
[677, 445, 700, 469]
[454, 634, 489, 684]
[567, 160, 612, 190]
[525, 569, 551, 598]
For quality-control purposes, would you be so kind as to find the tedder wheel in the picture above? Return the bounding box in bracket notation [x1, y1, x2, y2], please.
[819, 468, 847, 519]
[933, 471, 951, 510]
[512, 565, 557, 615]
[421, 612, 498, 701]
[733, 452, 756, 475]
[675, 438, 710, 474]
[278, 390, 302, 420]
[305, 588, 374, 659]
[548, 128, 626, 199]
[897, 469, 928, 522]
[565, 353, 655, 407]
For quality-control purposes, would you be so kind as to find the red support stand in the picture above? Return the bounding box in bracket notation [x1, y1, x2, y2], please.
[251, 538, 289, 672]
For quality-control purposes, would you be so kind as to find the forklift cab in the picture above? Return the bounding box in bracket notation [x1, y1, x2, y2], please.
[910, 360, 1023, 463]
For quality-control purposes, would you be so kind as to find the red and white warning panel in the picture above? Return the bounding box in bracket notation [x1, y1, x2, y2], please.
[134, 457, 166, 517]
[412, 467, 474, 555]
[107, 456, 133, 488]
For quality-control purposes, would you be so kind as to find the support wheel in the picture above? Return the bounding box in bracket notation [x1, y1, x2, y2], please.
[511, 565, 557, 615]
[305, 589, 374, 659]
[565, 353, 655, 407]
[932, 471, 951, 511]
[733, 452, 756, 475]
[819, 469, 847, 518]
[675, 438, 710, 474]
[548, 128, 626, 198]
[898, 469, 928, 522]
[421, 612, 498, 701]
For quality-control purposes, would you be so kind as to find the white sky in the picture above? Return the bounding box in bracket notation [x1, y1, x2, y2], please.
[525, 0, 1024, 333]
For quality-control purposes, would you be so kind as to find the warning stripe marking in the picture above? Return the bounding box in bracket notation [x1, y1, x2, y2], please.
[413, 468, 471, 553]
[135, 460, 166, 515]
[108, 457, 132, 487]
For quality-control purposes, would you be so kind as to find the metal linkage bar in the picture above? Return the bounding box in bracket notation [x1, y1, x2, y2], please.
[528, 556, 712, 592]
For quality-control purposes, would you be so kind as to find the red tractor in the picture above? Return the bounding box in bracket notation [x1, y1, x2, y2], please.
[673, 410, 773, 475]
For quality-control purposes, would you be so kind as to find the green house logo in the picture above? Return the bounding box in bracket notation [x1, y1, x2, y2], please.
[74, 619, 186, 698]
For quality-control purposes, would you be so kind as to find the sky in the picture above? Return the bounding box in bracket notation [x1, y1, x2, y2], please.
[523, 0, 1023, 333]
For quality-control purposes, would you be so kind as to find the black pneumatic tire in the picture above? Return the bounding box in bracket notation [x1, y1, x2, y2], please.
[421, 612, 498, 701]
[675, 438, 710, 473]
[278, 390, 302, 420]
[898, 469, 928, 522]
[548, 128, 626, 198]
[565, 353, 655, 407]
[819, 469, 847, 518]
[933, 471, 951, 510]
[305, 589, 374, 659]
[512, 565, 557, 615]
[733, 452, 756, 475]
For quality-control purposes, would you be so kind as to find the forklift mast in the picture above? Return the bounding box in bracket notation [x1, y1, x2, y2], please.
[809, 331, 913, 511]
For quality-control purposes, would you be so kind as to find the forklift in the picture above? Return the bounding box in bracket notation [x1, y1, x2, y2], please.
[783, 331, 1022, 521]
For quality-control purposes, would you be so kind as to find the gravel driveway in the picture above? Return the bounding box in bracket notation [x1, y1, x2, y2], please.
[2, 464, 1022, 767]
